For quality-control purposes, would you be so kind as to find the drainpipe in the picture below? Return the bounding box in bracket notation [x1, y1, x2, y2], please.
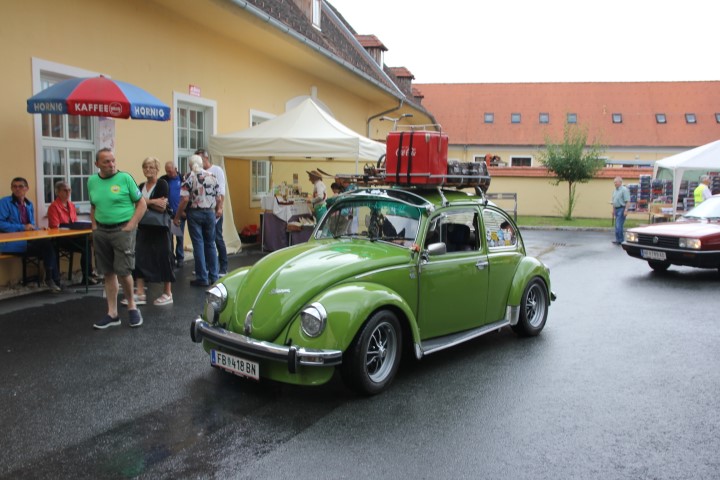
[366, 99, 405, 138]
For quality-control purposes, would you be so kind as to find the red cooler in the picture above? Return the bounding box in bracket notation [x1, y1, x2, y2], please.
[386, 130, 448, 185]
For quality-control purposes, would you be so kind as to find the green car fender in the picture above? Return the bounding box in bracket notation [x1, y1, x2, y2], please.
[506, 256, 552, 306]
[284, 282, 420, 353]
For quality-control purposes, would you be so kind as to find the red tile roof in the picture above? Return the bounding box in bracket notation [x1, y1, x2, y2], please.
[355, 34, 387, 50]
[389, 67, 414, 79]
[414, 82, 720, 148]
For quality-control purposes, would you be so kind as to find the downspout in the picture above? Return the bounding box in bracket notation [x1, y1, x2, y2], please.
[366, 99, 405, 138]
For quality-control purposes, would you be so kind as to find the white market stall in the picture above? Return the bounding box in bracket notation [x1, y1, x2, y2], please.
[209, 97, 385, 168]
[209, 98, 386, 250]
[653, 139, 720, 216]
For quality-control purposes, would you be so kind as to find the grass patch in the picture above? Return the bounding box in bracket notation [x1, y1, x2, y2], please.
[516, 216, 643, 229]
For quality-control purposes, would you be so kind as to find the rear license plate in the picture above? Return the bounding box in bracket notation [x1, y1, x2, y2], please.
[641, 249, 666, 261]
[211, 350, 259, 380]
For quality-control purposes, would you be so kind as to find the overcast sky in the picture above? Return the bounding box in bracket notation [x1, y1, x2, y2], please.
[328, 0, 717, 84]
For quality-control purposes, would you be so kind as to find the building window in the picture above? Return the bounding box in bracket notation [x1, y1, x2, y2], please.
[715, 113, 720, 123]
[655, 114, 667, 124]
[484, 112, 494, 124]
[539, 113, 549, 124]
[40, 74, 96, 209]
[176, 103, 211, 174]
[250, 112, 272, 200]
[511, 156, 531, 167]
[567, 113, 577, 124]
[312, 0, 321, 29]
[511, 113, 521, 124]
[685, 113, 697, 124]
[612, 113, 623, 124]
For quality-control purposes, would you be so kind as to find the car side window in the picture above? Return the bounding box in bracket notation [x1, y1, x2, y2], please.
[425, 209, 478, 253]
[483, 209, 517, 249]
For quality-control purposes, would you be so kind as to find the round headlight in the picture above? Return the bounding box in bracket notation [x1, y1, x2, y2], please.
[300, 302, 327, 337]
[204, 284, 228, 324]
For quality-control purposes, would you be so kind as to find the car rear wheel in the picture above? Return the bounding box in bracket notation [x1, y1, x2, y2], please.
[511, 278, 548, 337]
[342, 310, 401, 395]
[648, 260, 670, 272]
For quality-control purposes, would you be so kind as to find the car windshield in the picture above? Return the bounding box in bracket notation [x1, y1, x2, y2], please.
[681, 196, 720, 221]
[316, 198, 422, 247]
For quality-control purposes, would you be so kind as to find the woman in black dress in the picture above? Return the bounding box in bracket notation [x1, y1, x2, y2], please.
[132, 156, 175, 306]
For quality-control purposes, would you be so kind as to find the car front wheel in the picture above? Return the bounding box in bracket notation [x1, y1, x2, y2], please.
[511, 278, 548, 337]
[342, 310, 401, 395]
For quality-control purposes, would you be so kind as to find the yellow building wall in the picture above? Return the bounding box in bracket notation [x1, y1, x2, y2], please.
[0, 0, 401, 286]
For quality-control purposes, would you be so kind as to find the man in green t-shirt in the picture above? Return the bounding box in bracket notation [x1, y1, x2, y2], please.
[89, 148, 147, 329]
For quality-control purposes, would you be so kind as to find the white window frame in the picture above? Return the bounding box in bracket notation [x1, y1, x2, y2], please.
[312, 0, 322, 29]
[31, 58, 102, 224]
[250, 110, 275, 204]
[173, 93, 216, 175]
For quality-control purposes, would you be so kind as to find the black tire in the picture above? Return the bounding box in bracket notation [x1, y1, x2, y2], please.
[511, 278, 549, 337]
[341, 310, 402, 395]
[648, 260, 670, 272]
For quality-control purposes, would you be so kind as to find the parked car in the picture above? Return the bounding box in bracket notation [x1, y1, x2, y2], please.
[190, 186, 555, 395]
[622, 195, 720, 272]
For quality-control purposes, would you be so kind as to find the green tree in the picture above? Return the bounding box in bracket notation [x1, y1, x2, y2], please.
[538, 124, 605, 220]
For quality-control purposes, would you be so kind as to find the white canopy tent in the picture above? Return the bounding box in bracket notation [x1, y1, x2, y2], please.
[207, 98, 386, 253]
[653, 139, 720, 215]
[209, 98, 386, 167]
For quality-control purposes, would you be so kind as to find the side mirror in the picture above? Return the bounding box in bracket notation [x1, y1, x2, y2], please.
[426, 242, 447, 256]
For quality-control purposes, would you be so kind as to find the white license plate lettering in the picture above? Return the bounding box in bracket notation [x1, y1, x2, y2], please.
[641, 249, 666, 261]
[211, 350, 260, 380]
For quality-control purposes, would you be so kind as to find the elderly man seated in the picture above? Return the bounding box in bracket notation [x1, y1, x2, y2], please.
[0, 177, 62, 291]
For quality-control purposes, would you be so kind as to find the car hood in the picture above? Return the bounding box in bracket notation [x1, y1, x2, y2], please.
[229, 240, 411, 340]
[630, 221, 720, 237]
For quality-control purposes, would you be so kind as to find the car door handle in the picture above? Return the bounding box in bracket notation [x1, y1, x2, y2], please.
[475, 260, 489, 270]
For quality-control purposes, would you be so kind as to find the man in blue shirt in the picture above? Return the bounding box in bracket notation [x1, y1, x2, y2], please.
[0, 177, 62, 291]
[161, 161, 184, 267]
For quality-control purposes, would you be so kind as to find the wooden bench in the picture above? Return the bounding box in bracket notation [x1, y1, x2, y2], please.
[0, 252, 41, 286]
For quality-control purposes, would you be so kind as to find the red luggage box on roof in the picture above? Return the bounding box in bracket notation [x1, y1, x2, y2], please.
[386, 130, 448, 185]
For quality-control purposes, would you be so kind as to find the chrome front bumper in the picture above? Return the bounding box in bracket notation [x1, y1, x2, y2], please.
[190, 317, 343, 373]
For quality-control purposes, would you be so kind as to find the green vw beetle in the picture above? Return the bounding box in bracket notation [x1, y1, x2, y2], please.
[191, 186, 555, 395]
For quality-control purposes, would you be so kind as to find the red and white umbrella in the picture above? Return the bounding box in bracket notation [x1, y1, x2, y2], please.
[27, 76, 170, 121]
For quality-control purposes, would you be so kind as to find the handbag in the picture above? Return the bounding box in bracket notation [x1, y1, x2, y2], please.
[139, 208, 171, 230]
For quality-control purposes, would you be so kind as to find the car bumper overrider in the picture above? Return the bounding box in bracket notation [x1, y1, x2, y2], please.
[190, 317, 343, 373]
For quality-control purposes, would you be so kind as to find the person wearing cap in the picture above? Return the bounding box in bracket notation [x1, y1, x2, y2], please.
[307, 170, 327, 221]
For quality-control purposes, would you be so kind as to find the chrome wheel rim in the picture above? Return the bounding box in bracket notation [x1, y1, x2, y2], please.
[365, 321, 397, 382]
[525, 283, 547, 328]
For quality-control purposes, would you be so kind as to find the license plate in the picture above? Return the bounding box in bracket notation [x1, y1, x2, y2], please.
[641, 249, 666, 261]
[211, 350, 259, 380]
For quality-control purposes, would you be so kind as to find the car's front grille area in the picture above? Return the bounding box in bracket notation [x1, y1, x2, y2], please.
[637, 234, 679, 248]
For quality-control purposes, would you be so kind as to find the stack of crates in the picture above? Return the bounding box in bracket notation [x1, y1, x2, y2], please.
[627, 184, 639, 212]
[637, 175, 652, 212]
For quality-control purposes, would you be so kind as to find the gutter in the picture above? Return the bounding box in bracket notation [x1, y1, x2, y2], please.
[366, 99, 404, 137]
[227, 0, 404, 101]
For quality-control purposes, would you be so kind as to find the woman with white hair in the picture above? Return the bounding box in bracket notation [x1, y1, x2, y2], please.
[124, 156, 175, 306]
[173, 154, 220, 287]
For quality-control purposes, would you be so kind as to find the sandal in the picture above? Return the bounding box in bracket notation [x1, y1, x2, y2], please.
[153, 293, 173, 306]
[121, 294, 147, 306]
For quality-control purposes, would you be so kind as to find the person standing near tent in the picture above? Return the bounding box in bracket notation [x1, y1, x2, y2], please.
[307, 170, 327, 221]
[195, 149, 227, 276]
[611, 176, 630, 245]
[694, 175, 712, 205]
[175, 154, 219, 287]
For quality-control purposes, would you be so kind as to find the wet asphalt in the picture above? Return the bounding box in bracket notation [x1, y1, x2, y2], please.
[1, 232, 719, 479]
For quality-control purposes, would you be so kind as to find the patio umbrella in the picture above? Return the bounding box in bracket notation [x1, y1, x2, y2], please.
[27, 76, 170, 121]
